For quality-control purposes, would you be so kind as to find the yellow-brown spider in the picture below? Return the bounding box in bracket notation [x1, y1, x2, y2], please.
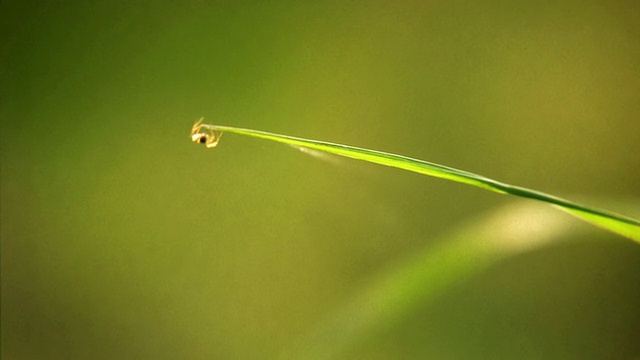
[190, 117, 223, 148]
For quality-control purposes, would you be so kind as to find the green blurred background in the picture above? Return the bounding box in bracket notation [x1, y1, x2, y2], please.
[2, 1, 640, 359]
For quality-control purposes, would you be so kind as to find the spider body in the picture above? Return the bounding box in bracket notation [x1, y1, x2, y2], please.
[190, 117, 222, 148]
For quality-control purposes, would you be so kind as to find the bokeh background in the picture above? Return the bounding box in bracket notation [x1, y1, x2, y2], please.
[2, 1, 640, 359]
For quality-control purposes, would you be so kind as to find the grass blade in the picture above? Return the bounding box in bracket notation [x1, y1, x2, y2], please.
[281, 201, 583, 359]
[193, 123, 640, 243]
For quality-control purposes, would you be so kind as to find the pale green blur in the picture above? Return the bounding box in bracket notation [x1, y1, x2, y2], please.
[2, 1, 640, 359]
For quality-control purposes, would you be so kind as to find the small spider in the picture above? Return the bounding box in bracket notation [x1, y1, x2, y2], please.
[190, 117, 222, 148]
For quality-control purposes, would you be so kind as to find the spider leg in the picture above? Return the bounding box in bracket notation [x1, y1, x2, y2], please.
[206, 129, 222, 148]
[191, 117, 205, 136]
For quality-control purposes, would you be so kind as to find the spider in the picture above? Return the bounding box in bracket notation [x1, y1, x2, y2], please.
[190, 117, 222, 148]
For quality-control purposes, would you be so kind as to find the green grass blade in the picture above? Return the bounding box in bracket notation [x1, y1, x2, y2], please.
[194, 123, 640, 243]
[280, 201, 583, 359]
